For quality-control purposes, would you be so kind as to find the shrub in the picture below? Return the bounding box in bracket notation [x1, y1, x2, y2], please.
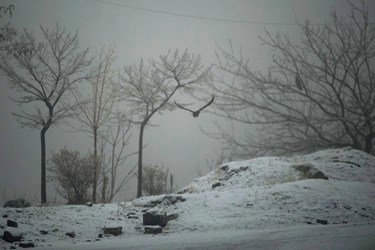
[4, 198, 31, 208]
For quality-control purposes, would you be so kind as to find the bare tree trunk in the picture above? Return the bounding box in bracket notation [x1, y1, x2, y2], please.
[92, 127, 98, 203]
[40, 127, 47, 204]
[137, 122, 145, 198]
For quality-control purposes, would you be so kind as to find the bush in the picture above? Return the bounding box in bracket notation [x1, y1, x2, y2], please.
[48, 147, 94, 204]
[4, 198, 31, 208]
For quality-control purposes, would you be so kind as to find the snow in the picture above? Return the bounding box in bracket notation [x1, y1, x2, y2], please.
[1, 147, 375, 249]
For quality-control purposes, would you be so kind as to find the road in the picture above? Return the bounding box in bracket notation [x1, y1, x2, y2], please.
[41, 223, 375, 250]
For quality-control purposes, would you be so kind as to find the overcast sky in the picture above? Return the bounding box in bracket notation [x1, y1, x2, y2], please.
[1, 0, 373, 204]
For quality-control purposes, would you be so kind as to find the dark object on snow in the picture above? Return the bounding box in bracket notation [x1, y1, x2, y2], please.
[3, 230, 23, 243]
[295, 74, 303, 91]
[4, 198, 31, 208]
[174, 96, 214, 118]
[65, 231, 76, 238]
[19, 241, 35, 248]
[2, 214, 8, 218]
[98, 233, 103, 238]
[212, 182, 221, 189]
[291, 163, 328, 180]
[167, 213, 179, 221]
[316, 219, 328, 225]
[103, 227, 122, 236]
[143, 210, 168, 228]
[39, 230, 48, 235]
[144, 225, 162, 234]
[143, 195, 186, 207]
[7, 219, 18, 228]
[86, 202, 93, 207]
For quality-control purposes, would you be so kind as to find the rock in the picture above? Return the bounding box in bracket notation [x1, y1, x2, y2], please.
[65, 231, 76, 238]
[2, 214, 8, 218]
[3, 230, 23, 243]
[7, 219, 18, 228]
[316, 219, 328, 225]
[143, 210, 168, 228]
[220, 165, 229, 171]
[103, 227, 122, 236]
[98, 233, 103, 238]
[86, 202, 93, 207]
[212, 182, 221, 189]
[39, 230, 48, 235]
[291, 164, 328, 180]
[19, 241, 35, 248]
[167, 213, 179, 221]
[144, 225, 162, 234]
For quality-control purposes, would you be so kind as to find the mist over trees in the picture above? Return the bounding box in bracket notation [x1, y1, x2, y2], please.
[0, 25, 91, 204]
[208, 1, 375, 158]
[120, 49, 211, 197]
[1, 1, 373, 205]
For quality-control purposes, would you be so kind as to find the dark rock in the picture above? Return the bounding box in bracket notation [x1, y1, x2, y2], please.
[7, 220, 18, 228]
[220, 165, 229, 171]
[306, 221, 313, 224]
[143, 210, 168, 228]
[103, 227, 122, 236]
[311, 171, 328, 180]
[86, 202, 93, 207]
[98, 233, 103, 238]
[212, 182, 221, 189]
[65, 231, 76, 238]
[316, 219, 328, 225]
[19, 241, 35, 248]
[167, 213, 179, 221]
[291, 164, 328, 180]
[3, 230, 23, 243]
[144, 226, 162, 234]
[39, 230, 48, 235]
[2, 214, 8, 218]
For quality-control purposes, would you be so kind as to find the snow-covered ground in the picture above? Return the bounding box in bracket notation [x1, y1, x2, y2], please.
[1, 147, 375, 249]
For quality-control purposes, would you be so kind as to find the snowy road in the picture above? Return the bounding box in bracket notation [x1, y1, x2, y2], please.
[44, 223, 375, 250]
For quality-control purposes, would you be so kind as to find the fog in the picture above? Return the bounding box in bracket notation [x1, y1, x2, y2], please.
[0, 0, 365, 204]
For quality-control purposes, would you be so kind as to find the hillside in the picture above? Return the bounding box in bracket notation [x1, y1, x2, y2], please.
[1, 147, 374, 249]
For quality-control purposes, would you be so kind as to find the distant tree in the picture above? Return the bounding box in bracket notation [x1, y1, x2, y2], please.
[98, 112, 137, 203]
[0, 4, 15, 52]
[48, 147, 94, 204]
[73, 46, 117, 203]
[209, 1, 375, 157]
[0, 25, 91, 203]
[142, 165, 169, 196]
[120, 49, 210, 197]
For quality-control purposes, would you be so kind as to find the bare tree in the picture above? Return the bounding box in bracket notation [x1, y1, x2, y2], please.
[209, 1, 375, 157]
[73, 46, 117, 203]
[0, 25, 91, 203]
[99, 112, 137, 202]
[48, 147, 94, 204]
[120, 49, 210, 197]
[142, 165, 169, 196]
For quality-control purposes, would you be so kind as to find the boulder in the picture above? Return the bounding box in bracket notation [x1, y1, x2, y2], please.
[3, 230, 23, 243]
[19, 241, 35, 248]
[65, 231, 76, 238]
[7, 219, 18, 228]
[39, 230, 48, 235]
[144, 225, 162, 234]
[212, 182, 221, 189]
[143, 210, 168, 228]
[103, 226, 122, 236]
[86, 202, 93, 207]
[316, 219, 328, 225]
[291, 164, 328, 180]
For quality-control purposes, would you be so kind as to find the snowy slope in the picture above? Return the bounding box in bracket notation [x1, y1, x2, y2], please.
[1, 147, 374, 249]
